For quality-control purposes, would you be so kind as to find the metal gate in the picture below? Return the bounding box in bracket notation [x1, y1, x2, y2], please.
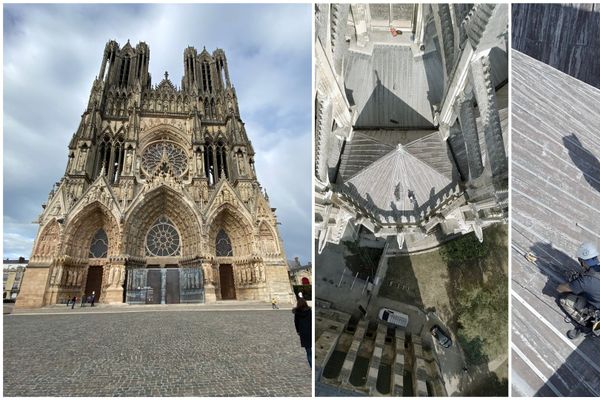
[125, 267, 204, 304]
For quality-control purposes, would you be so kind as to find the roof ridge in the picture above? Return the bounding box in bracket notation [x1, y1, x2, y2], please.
[404, 131, 440, 147]
[355, 131, 396, 148]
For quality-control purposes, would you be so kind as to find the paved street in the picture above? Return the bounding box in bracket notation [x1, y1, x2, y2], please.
[3, 308, 312, 396]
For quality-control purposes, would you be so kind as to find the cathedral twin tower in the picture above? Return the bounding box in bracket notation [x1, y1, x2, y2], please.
[16, 40, 293, 308]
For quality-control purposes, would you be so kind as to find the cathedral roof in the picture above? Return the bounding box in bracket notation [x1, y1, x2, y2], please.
[342, 133, 459, 223]
[339, 130, 456, 181]
[343, 45, 443, 129]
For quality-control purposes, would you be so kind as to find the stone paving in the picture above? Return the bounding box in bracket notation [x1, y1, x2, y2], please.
[3, 308, 312, 396]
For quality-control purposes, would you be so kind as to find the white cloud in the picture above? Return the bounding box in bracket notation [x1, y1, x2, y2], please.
[3, 3, 312, 262]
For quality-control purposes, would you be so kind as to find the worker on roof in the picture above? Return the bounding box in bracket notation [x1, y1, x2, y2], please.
[558, 242, 600, 309]
[557, 242, 600, 338]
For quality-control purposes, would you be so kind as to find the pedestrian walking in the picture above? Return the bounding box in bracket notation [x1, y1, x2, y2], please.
[91, 291, 96, 307]
[71, 296, 77, 309]
[293, 297, 312, 368]
[271, 297, 279, 310]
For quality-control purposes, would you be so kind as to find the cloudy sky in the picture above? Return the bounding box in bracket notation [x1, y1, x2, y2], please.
[3, 4, 312, 263]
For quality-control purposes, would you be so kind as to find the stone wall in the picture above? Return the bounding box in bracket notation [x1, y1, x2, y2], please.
[15, 267, 50, 309]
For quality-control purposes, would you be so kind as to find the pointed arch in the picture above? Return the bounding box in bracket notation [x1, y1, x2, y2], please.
[207, 204, 254, 257]
[138, 124, 188, 151]
[216, 139, 229, 180]
[258, 221, 280, 255]
[62, 201, 120, 259]
[204, 98, 210, 117]
[123, 186, 202, 257]
[32, 219, 61, 258]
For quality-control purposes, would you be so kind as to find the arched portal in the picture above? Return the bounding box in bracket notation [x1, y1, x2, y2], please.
[122, 187, 204, 304]
[207, 205, 263, 301]
[60, 202, 120, 305]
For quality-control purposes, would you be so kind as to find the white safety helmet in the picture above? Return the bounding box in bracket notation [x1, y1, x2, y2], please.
[576, 242, 599, 266]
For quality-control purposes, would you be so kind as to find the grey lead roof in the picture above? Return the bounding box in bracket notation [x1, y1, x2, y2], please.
[511, 50, 600, 397]
[340, 132, 459, 224]
[343, 45, 443, 129]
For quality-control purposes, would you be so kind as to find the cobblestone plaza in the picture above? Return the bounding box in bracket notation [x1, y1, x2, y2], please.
[3, 308, 311, 396]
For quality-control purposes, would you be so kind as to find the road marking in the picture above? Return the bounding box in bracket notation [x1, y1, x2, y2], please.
[511, 343, 562, 396]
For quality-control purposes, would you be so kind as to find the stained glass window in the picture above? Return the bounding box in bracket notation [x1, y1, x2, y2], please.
[141, 141, 188, 177]
[146, 216, 181, 256]
[215, 229, 233, 257]
[89, 228, 109, 258]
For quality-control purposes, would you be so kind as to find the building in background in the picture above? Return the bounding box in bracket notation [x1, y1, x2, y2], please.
[16, 41, 293, 309]
[288, 257, 312, 300]
[288, 257, 312, 286]
[3, 258, 28, 301]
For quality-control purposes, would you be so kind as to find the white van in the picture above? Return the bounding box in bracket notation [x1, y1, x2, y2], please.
[378, 307, 409, 328]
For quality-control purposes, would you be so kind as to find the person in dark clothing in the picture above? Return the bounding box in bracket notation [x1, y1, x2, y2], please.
[558, 242, 600, 309]
[558, 242, 600, 338]
[293, 297, 312, 368]
[71, 296, 77, 309]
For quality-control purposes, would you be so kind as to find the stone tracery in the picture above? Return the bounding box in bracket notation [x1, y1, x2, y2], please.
[141, 141, 188, 177]
[145, 216, 181, 256]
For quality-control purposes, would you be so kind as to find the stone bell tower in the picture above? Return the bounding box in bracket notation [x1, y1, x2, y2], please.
[16, 40, 294, 309]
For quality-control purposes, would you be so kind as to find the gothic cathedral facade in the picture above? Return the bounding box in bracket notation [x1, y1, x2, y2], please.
[16, 40, 294, 308]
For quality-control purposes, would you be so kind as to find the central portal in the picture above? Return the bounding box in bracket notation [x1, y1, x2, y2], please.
[220, 264, 236, 300]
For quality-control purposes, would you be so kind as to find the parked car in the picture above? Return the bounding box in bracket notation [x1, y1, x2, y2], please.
[378, 308, 409, 328]
[430, 325, 452, 348]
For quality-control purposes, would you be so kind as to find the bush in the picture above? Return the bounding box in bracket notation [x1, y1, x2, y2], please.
[440, 232, 489, 263]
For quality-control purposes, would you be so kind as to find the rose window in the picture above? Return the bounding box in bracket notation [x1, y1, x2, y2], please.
[141, 141, 188, 177]
[145, 216, 181, 256]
